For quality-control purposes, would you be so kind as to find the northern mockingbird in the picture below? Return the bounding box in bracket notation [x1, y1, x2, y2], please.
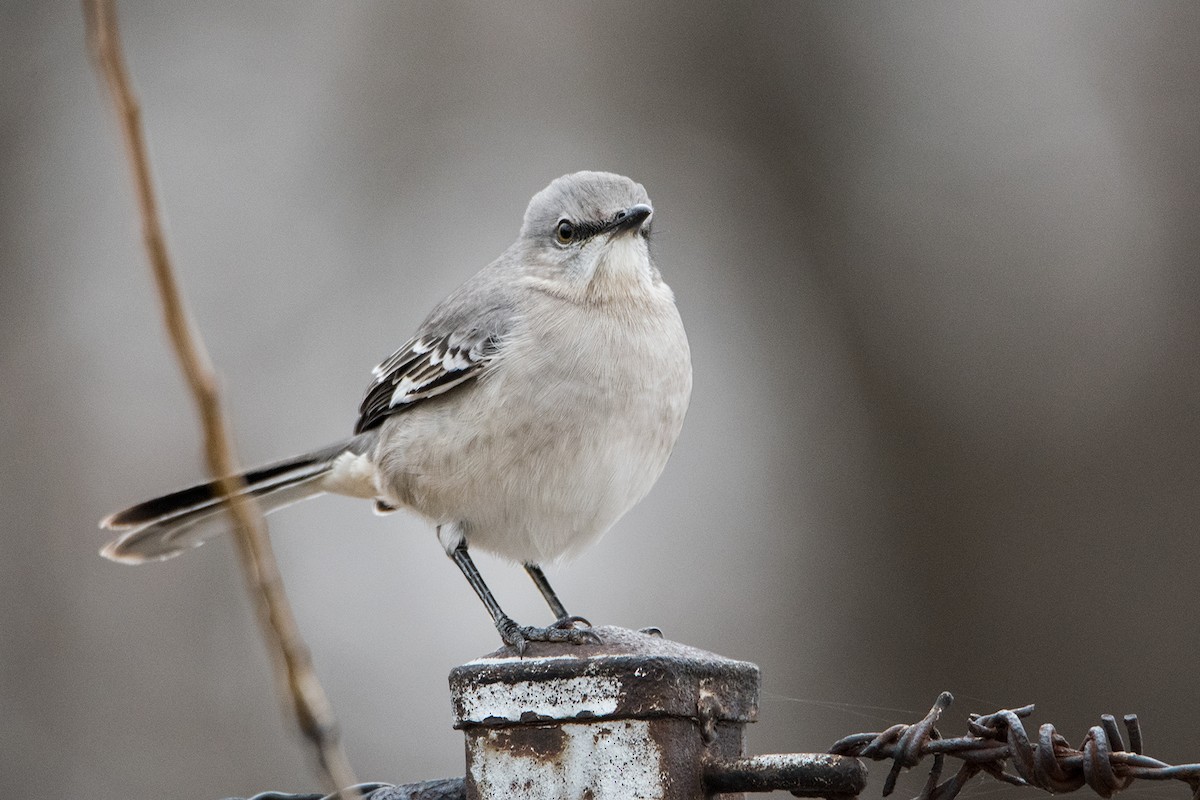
[101, 171, 692, 652]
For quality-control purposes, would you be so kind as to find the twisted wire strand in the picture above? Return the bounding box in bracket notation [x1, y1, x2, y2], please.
[830, 693, 1200, 800]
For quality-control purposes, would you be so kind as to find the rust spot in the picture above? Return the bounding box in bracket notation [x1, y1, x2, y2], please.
[646, 718, 707, 799]
[487, 725, 567, 762]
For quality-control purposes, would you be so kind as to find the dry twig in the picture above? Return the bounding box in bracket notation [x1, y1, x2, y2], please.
[83, 0, 357, 793]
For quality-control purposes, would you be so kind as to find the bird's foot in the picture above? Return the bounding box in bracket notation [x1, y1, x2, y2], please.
[496, 615, 602, 655]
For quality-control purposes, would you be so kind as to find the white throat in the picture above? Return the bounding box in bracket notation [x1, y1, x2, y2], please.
[585, 235, 653, 301]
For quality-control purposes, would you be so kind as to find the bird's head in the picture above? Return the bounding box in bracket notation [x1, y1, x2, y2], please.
[517, 171, 660, 302]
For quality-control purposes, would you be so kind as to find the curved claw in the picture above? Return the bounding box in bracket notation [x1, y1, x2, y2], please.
[573, 628, 603, 645]
[550, 615, 602, 644]
[496, 616, 529, 655]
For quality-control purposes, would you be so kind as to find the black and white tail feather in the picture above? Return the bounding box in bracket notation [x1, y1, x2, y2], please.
[100, 283, 502, 565]
[100, 435, 378, 563]
[101, 327, 497, 563]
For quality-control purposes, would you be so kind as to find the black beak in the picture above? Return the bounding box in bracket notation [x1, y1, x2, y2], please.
[607, 203, 653, 236]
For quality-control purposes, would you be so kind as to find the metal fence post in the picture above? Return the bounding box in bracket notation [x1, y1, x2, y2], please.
[449, 625, 866, 800]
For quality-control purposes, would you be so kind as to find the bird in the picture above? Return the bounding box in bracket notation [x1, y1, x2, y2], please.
[100, 170, 692, 652]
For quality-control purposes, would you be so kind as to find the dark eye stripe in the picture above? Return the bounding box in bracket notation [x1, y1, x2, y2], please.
[552, 218, 608, 245]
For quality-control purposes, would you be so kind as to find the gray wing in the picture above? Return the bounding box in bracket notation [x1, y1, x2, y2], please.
[353, 260, 520, 434]
[355, 329, 500, 433]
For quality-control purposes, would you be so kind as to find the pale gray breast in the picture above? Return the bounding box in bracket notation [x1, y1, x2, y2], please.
[371, 285, 691, 563]
[468, 290, 690, 559]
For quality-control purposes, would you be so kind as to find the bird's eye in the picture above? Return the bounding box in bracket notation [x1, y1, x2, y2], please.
[555, 219, 575, 245]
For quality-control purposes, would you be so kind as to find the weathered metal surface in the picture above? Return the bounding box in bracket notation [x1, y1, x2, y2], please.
[450, 626, 760, 729]
[451, 626, 759, 799]
[449, 625, 880, 799]
[467, 719, 669, 800]
[704, 753, 868, 797]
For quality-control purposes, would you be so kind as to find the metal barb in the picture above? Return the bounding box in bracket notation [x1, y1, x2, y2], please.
[829, 693, 1200, 800]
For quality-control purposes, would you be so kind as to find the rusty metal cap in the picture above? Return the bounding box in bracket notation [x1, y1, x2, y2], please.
[449, 626, 760, 729]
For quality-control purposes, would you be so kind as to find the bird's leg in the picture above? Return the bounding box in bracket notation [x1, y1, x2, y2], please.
[523, 563, 594, 632]
[523, 562, 569, 619]
[448, 542, 599, 654]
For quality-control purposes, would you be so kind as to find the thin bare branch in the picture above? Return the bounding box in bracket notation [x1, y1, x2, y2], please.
[83, 0, 357, 793]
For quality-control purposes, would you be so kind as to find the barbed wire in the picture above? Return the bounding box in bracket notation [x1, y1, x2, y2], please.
[829, 692, 1200, 800]
[228, 692, 1200, 800]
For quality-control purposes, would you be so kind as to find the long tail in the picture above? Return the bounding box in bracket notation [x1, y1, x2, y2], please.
[100, 434, 376, 564]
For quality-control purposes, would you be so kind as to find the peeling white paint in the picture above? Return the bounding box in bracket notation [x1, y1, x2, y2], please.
[469, 720, 663, 800]
[463, 654, 585, 666]
[458, 675, 622, 723]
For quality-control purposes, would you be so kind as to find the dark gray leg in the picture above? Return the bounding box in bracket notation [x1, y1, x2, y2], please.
[523, 563, 570, 620]
[449, 543, 599, 653]
[524, 563, 595, 633]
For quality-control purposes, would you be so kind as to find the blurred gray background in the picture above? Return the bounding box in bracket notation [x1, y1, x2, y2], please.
[3, 2, 1199, 798]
